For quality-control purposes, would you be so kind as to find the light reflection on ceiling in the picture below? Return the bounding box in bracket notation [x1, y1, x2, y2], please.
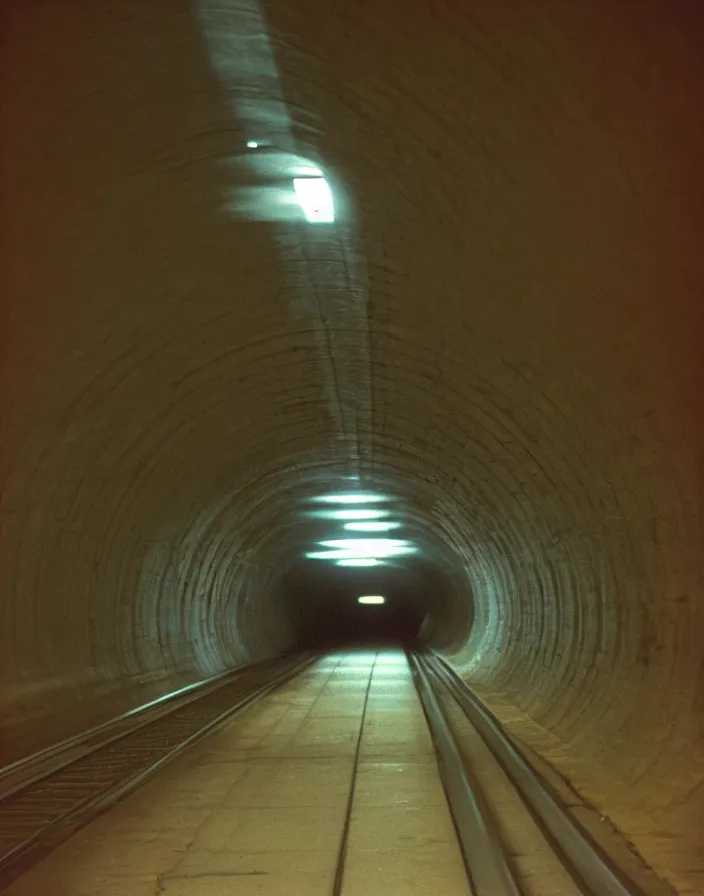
[197, 0, 371, 482]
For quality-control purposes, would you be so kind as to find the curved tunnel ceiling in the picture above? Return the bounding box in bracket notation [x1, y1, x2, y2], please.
[1, 1, 702, 891]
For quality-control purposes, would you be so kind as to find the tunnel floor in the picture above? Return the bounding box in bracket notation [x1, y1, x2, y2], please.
[3, 650, 672, 896]
[4, 650, 472, 896]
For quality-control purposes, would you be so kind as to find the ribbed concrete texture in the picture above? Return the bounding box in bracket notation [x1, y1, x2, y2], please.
[1, 1, 702, 892]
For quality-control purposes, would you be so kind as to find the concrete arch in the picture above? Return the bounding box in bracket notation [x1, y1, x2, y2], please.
[1, 0, 702, 889]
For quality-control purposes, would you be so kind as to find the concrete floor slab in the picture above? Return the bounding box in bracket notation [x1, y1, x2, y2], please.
[342, 851, 472, 896]
[4, 651, 470, 896]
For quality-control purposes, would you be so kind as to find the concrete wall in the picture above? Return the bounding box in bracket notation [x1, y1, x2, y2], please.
[1, 0, 702, 889]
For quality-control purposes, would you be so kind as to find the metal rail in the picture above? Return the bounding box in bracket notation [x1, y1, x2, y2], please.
[2, 648, 659, 896]
[0, 653, 300, 800]
[424, 650, 650, 896]
[409, 650, 524, 896]
[0, 654, 313, 888]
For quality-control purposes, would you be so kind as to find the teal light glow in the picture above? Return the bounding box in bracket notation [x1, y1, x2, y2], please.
[344, 521, 401, 532]
[312, 493, 386, 504]
[320, 538, 412, 553]
[307, 509, 389, 521]
[337, 558, 380, 567]
[305, 540, 416, 561]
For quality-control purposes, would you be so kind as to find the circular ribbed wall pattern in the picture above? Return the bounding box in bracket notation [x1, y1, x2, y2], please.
[1, 1, 702, 891]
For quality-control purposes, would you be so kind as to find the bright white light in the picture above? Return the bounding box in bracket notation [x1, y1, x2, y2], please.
[313, 493, 385, 505]
[247, 140, 259, 149]
[293, 176, 334, 223]
[320, 539, 410, 552]
[344, 521, 401, 532]
[306, 541, 416, 561]
[295, 164, 323, 177]
[358, 595, 386, 605]
[309, 509, 389, 521]
[305, 550, 384, 560]
[337, 558, 379, 567]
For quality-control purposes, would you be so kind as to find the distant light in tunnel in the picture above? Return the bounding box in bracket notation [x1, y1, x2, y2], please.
[320, 539, 413, 554]
[309, 509, 389, 521]
[312, 493, 386, 504]
[246, 140, 259, 149]
[337, 558, 380, 567]
[358, 595, 386, 605]
[293, 176, 334, 223]
[306, 549, 407, 561]
[344, 521, 401, 532]
[306, 541, 416, 561]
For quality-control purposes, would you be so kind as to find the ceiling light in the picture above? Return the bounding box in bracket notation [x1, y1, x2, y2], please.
[358, 595, 385, 605]
[309, 509, 389, 521]
[320, 539, 410, 552]
[246, 140, 259, 149]
[337, 558, 380, 567]
[344, 521, 401, 532]
[306, 550, 376, 560]
[313, 493, 385, 504]
[305, 543, 416, 561]
[292, 162, 324, 178]
[293, 176, 334, 223]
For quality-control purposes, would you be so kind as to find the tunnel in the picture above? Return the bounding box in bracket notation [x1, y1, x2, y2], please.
[1, 1, 702, 892]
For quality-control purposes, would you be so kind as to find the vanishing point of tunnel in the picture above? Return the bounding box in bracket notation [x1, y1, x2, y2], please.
[1, 1, 702, 893]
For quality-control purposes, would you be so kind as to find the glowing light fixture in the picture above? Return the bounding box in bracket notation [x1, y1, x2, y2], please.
[306, 549, 391, 560]
[358, 595, 386, 605]
[296, 164, 324, 177]
[337, 558, 379, 567]
[247, 140, 259, 149]
[344, 521, 401, 532]
[305, 540, 416, 562]
[293, 176, 334, 223]
[308, 509, 389, 521]
[320, 539, 412, 554]
[313, 493, 385, 504]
